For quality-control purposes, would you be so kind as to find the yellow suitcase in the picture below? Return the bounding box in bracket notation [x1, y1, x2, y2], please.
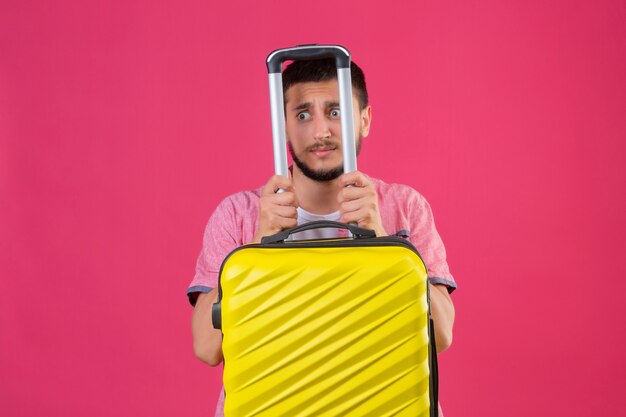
[212, 221, 438, 416]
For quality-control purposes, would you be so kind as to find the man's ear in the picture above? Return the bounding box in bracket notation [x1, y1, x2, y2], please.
[360, 105, 372, 138]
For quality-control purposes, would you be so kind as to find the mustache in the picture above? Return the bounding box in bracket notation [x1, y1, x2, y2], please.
[306, 141, 339, 152]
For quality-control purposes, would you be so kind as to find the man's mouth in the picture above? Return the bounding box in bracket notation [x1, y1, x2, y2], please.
[309, 144, 337, 157]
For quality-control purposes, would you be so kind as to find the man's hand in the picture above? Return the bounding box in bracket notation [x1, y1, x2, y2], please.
[338, 171, 387, 237]
[252, 175, 299, 243]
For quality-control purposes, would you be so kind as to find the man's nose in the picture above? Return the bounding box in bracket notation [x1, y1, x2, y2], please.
[313, 114, 331, 141]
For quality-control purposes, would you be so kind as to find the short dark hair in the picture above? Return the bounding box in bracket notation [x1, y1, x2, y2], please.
[282, 58, 369, 110]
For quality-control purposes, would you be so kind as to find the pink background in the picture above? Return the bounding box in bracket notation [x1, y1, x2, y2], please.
[1, 1, 625, 416]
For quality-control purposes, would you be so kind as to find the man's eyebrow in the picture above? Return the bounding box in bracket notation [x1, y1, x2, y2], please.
[291, 101, 340, 111]
[292, 102, 311, 111]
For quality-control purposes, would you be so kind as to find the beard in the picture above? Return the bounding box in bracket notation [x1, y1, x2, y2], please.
[288, 137, 363, 182]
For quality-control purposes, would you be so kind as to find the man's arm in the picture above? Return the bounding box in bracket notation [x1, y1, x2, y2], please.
[192, 289, 223, 366]
[191, 175, 298, 366]
[429, 283, 455, 352]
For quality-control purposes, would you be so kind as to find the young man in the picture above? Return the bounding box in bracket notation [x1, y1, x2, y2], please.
[188, 59, 456, 416]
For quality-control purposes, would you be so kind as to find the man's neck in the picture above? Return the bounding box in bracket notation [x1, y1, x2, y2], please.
[291, 166, 341, 215]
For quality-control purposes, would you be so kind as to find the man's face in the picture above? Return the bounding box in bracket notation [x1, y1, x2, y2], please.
[284, 80, 371, 182]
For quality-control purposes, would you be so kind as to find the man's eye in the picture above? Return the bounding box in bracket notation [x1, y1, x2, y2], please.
[297, 112, 310, 121]
[330, 109, 340, 118]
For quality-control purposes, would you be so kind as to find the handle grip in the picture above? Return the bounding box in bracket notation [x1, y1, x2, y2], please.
[260, 220, 376, 244]
[266, 44, 351, 73]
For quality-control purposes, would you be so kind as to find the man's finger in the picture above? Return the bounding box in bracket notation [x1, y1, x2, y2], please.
[339, 196, 370, 214]
[272, 204, 298, 219]
[338, 184, 375, 203]
[262, 175, 294, 195]
[339, 171, 370, 188]
[268, 191, 298, 207]
[340, 208, 368, 225]
[276, 215, 298, 230]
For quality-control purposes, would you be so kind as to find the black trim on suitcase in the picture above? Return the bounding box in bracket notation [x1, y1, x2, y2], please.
[429, 317, 439, 417]
[212, 302, 222, 330]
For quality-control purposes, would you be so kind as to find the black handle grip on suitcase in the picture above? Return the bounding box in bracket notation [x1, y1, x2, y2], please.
[261, 220, 376, 244]
[266, 44, 350, 73]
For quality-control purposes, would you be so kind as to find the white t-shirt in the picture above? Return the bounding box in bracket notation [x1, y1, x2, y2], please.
[287, 207, 341, 241]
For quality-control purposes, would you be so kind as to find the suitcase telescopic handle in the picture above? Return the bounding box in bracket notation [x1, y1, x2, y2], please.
[266, 45, 351, 73]
[266, 44, 357, 179]
[261, 220, 375, 244]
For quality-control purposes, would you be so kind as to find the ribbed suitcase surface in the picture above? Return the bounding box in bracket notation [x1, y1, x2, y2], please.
[216, 239, 433, 416]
